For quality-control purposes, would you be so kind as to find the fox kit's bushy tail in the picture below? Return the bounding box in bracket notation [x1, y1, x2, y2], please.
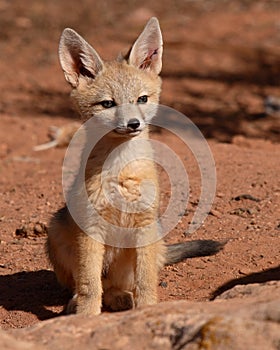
[165, 239, 225, 265]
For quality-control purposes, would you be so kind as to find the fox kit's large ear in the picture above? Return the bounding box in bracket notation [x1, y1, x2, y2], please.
[128, 17, 163, 75]
[59, 28, 104, 87]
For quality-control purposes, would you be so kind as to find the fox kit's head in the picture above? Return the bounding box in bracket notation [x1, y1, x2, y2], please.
[59, 18, 163, 138]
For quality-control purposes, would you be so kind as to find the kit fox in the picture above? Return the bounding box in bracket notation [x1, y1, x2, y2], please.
[47, 17, 223, 315]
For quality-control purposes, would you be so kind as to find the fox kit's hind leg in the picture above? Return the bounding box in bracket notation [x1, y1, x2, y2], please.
[47, 208, 104, 315]
[73, 235, 104, 315]
[48, 231, 104, 315]
[47, 209, 76, 292]
[134, 240, 166, 307]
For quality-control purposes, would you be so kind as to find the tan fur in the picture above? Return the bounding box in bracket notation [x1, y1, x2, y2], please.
[47, 18, 225, 315]
[47, 18, 167, 315]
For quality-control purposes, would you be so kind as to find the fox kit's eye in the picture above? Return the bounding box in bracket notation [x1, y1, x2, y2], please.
[100, 100, 116, 108]
[137, 95, 148, 104]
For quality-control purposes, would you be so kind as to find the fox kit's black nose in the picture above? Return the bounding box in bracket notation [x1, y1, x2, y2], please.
[127, 118, 140, 130]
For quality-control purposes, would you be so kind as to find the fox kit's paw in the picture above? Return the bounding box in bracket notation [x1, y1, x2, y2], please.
[134, 288, 157, 308]
[103, 288, 134, 311]
[66, 294, 102, 315]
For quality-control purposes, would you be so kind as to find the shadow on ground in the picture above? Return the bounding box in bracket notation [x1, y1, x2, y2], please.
[0, 270, 70, 320]
[211, 265, 280, 299]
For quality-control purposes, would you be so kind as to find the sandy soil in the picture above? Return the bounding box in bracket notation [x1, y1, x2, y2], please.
[0, 0, 279, 329]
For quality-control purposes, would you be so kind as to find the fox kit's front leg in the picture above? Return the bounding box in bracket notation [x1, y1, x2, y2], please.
[134, 240, 166, 307]
[73, 235, 104, 315]
[134, 246, 157, 306]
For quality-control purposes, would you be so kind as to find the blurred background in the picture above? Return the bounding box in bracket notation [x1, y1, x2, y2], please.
[0, 0, 279, 141]
[0, 1, 280, 330]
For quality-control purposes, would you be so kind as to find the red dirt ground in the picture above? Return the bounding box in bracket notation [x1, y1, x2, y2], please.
[0, 0, 279, 329]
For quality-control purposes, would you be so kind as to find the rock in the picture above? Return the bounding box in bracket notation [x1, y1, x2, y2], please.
[15, 221, 48, 238]
[0, 329, 45, 350]
[264, 95, 280, 116]
[216, 280, 280, 300]
[3, 282, 280, 350]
